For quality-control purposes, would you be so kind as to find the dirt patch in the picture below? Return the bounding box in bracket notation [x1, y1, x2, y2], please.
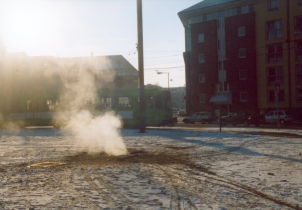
[60, 148, 218, 177]
[27, 161, 66, 168]
[63, 148, 192, 167]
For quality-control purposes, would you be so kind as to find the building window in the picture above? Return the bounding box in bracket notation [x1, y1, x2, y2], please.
[198, 53, 205, 63]
[267, 20, 283, 40]
[296, 42, 302, 62]
[268, 90, 275, 102]
[279, 90, 285, 102]
[238, 48, 247, 58]
[240, 92, 248, 102]
[297, 88, 302, 102]
[200, 94, 206, 104]
[267, 66, 283, 85]
[241, 5, 249, 14]
[267, 43, 283, 63]
[297, 64, 302, 85]
[198, 33, 205, 43]
[268, 89, 284, 103]
[268, 0, 280, 10]
[249, 4, 254, 12]
[239, 70, 248, 80]
[238, 26, 246, 37]
[295, 16, 302, 35]
[198, 73, 205, 83]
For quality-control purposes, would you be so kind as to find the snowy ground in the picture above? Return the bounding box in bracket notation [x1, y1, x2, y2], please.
[0, 127, 301, 209]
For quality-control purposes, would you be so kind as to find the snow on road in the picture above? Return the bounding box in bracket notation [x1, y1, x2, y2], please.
[0, 128, 301, 209]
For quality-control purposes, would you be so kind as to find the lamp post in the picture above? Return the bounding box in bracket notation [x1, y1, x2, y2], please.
[157, 71, 170, 89]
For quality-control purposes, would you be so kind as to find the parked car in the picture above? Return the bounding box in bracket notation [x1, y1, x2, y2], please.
[220, 112, 247, 126]
[183, 112, 212, 124]
[246, 112, 263, 126]
[264, 110, 292, 124]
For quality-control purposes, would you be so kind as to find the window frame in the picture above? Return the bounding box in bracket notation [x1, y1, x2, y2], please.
[268, 0, 280, 11]
[198, 53, 205, 63]
[267, 19, 283, 41]
[240, 92, 248, 102]
[198, 73, 206, 83]
[277, 90, 285, 102]
[268, 89, 284, 103]
[296, 88, 302, 102]
[238, 48, 247, 58]
[296, 41, 302, 62]
[268, 90, 275, 103]
[101, 97, 112, 108]
[295, 16, 302, 35]
[238, 26, 246, 37]
[267, 66, 284, 86]
[239, 70, 248, 80]
[296, 64, 302, 85]
[197, 33, 205, 43]
[118, 97, 131, 108]
[267, 43, 283, 63]
[199, 94, 206, 104]
[241, 5, 250, 14]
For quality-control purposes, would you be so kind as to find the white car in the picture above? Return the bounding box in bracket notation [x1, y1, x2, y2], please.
[183, 112, 212, 124]
[265, 110, 292, 124]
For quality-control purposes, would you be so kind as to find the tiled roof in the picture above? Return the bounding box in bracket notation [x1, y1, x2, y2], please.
[94, 55, 138, 76]
[179, 0, 239, 15]
[65, 55, 138, 76]
[28, 55, 138, 76]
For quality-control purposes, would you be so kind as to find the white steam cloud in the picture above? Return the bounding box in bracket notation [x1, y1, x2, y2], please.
[58, 58, 128, 156]
[66, 111, 126, 156]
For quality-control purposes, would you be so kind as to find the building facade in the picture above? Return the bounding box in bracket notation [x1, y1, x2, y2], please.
[0, 53, 138, 114]
[179, 0, 302, 116]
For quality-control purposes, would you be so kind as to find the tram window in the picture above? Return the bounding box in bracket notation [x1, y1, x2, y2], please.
[101, 97, 112, 108]
[118, 97, 131, 108]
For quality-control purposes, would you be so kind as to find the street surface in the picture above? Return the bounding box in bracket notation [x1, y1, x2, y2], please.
[0, 127, 301, 209]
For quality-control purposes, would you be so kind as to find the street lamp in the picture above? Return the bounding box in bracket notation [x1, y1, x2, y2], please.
[157, 71, 170, 89]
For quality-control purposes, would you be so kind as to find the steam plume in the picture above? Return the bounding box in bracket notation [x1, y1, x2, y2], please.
[66, 111, 126, 156]
[58, 57, 128, 156]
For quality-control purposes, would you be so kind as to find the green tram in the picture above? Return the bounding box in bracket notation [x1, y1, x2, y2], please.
[97, 87, 174, 127]
[2, 87, 175, 128]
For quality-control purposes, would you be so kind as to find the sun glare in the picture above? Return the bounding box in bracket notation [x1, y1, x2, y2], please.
[1, 0, 62, 54]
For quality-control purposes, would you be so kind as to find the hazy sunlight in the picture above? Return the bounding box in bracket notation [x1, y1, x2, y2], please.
[1, 0, 62, 53]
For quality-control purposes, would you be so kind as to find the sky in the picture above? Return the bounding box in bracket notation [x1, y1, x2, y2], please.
[0, 0, 200, 87]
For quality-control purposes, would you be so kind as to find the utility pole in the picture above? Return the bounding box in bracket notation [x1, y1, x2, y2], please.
[286, 0, 292, 110]
[137, 0, 145, 133]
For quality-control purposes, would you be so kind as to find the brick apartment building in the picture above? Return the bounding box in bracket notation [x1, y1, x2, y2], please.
[179, 0, 302, 116]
